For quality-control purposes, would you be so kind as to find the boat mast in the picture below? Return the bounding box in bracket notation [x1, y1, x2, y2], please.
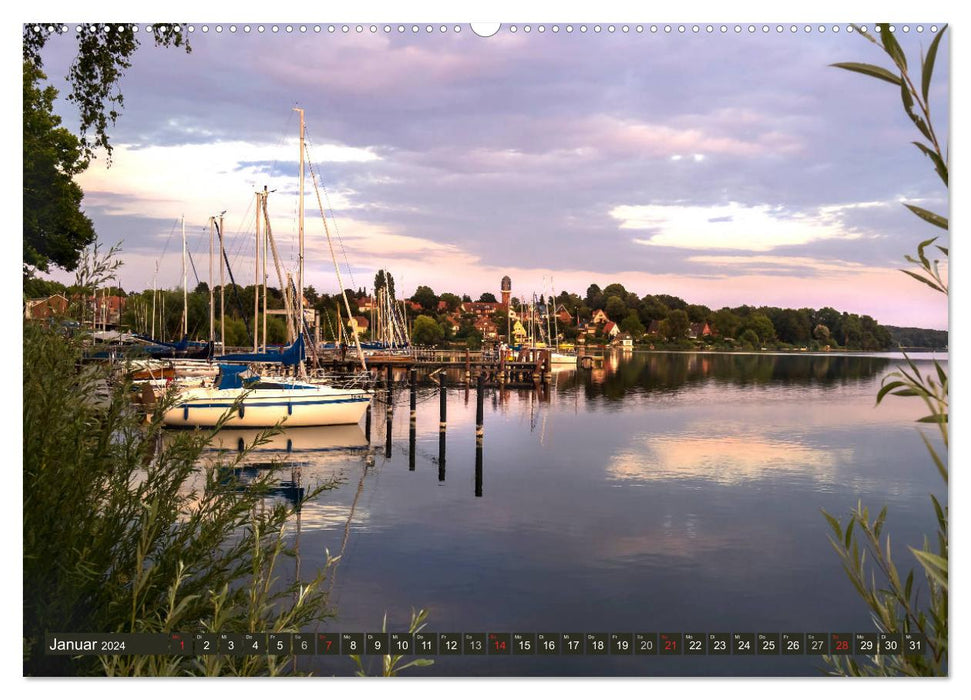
[296, 107, 306, 374]
[181, 215, 188, 338]
[262, 188, 268, 352]
[254, 190, 261, 352]
[302, 111, 367, 371]
[151, 260, 158, 340]
[209, 216, 215, 342]
[219, 213, 225, 350]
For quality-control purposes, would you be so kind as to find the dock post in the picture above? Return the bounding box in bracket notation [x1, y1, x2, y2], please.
[439, 379, 447, 433]
[409, 421, 416, 471]
[474, 437, 483, 498]
[475, 373, 484, 445]
[365, 403, 372, 442]
[410, 368, 417, 422]
[465, 347, 471, 384]
[385, 412, 393, 459]
[438, 431, 446, 482]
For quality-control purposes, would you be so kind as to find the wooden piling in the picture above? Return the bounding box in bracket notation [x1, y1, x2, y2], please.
[439, 380, 447, 433]
[475, 373, 484, 445]
[385, 413, 392, 459]
[438, 431, 446, 482]
[409, 368, 417, 423]
[474, 441, 483, 498]
[409, 421, 416, 471]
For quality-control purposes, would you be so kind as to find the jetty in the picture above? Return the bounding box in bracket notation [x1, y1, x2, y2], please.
[318, 346, 556, 388]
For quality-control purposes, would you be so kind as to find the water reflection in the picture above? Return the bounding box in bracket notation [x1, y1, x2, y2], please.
[204, 425, 368, 456]
[555, 351, 896, 400]
[608, 435, 850, 486]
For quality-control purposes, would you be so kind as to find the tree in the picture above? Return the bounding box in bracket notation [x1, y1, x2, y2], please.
[619, 311, 644, 338]
[823, 24, 948, 677]
[438, 293, 461, 313]
[374, 269, 396, 298]
[738, 329, 760, 350]
[664, 309, 689, 341]
[478, 292, 497, 303]
[585, 284, 603, 309]
[813, 323, 831, 344]
[412, 285, 438, 312]
[713, 307, 742, 339]
[604, 295, 627, 321]
[686, 304, 712, 324]
[740, 313, 776, 344]
[23, 23, 191, 161]
[23, 62, 96, 277]
[411, 315, 443, 346]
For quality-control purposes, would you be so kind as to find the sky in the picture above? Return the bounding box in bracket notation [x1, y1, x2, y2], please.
[26, 15, 950, 330]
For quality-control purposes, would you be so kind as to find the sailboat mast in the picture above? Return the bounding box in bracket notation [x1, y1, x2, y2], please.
[262, 189, 268, 352]
[181, 215, 188, 337]
[254, 191, 261, 352]
[296, 107, 305, 351]
[151, 261, 158, 340]
[219, 213, 225, 350]
[209, 217, 215, 342]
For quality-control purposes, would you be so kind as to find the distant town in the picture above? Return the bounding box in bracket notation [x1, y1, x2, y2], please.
[24, 270, 948, 352]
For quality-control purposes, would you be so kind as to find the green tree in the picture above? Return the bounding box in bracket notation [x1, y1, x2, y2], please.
[604, 295, 627, 321]
[738, 328, 760, 350]
[23, 23, 191, 160]
[823, 24, 948, 677]
[412, 285, 438, 312]
[713, 307, 741, 339]
[411, 314, 443, 346]
[478, 292, 497, 303]
[438, 292, 461, 312]
[740, 313, 775, 344]
[585, 284, 603, 309]
[23, 61, 96, 277]
[619, 310, 644, 338]
[664, 309, 689, 341]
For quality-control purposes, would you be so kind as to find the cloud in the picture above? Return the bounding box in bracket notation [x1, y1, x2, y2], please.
[613, 201, 886, 252]
[608, 434, 847, 486]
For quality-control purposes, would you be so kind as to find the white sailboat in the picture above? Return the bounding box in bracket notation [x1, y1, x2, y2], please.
[163, 109, 372, 429]
[162, 365, 371, 428]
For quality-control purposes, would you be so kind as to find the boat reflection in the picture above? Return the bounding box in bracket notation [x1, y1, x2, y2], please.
[204, 424, 368, 456]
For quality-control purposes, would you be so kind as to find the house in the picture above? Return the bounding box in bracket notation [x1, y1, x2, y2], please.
[348, 315, 370, 334]
[88, 293, 127, 327]
[473, 317, 498, 340]
[688, 322, 713, 339]
[461, 301, 501, 317]
[406, 300, 423, 313]
[603, 321, 620, 339]
[590, 309, 610, 325]
[24, 293, 69, 320]
[555, 304, 573, 325]
[511, 320, 528, 343]
[356, 296, 376, 312]
[647, 320, 664, 336]
[613, 333, 634, 347]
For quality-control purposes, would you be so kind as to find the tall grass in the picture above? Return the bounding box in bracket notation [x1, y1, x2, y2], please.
[23, 321, 337, 676]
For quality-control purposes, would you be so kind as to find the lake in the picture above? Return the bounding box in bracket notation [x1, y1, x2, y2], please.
[204, 350, 947, 677]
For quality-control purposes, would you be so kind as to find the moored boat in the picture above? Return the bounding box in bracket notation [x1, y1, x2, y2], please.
[162, 364, 371, 428]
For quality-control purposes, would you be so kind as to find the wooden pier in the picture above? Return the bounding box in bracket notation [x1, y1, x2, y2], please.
[316, 347, 555, 388]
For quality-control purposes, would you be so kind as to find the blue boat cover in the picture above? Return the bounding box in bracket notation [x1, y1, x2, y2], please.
[217, 334, 305, 366]
[216, 364, 253, 390]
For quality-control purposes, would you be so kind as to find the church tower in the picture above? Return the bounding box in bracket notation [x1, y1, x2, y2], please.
[501, 275, 512, 308]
